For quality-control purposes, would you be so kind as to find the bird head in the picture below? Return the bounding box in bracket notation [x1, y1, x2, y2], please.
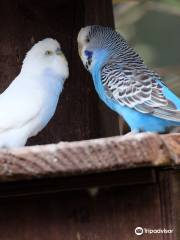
[77, 25, 123, 72]
[22, 38, 69, 80]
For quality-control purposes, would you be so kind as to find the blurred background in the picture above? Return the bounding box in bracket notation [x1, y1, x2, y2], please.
[112, 0, 180, 96]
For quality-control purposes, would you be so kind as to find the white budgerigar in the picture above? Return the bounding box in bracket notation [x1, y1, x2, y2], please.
[0, 38, 69, 148]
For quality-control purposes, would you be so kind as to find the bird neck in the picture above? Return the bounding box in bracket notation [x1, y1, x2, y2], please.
[19, 67, 64, 95]
[89, 49, 109, 73]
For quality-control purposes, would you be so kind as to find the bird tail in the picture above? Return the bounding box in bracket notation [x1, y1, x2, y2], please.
[156, 80, 180, 122]
[152, 107, 180, 123]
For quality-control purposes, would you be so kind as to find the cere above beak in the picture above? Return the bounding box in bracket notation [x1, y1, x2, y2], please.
[85, 50, 93, 69]
[56, 48, 63, 56]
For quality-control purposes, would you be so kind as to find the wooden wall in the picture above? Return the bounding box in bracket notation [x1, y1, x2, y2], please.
[0, 169, 177, 240]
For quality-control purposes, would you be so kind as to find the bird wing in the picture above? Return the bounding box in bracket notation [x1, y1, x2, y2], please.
[0, 83, 43, 134]
[101, 62, 180, 122]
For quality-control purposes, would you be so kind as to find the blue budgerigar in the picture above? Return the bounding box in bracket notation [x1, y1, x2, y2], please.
[77, 25, 180, 133]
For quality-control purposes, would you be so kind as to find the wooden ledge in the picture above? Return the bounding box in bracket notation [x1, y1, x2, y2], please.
[0, 133, 179, 182]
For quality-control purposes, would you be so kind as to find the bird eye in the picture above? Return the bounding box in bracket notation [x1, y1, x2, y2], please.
[86, 37, 90, 43]
[45, 50, 53, 55]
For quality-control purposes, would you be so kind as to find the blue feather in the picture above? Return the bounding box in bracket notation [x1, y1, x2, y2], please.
[90, 51, 180, 133]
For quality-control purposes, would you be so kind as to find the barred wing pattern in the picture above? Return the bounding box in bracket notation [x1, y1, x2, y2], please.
[101, 63, 180, 122]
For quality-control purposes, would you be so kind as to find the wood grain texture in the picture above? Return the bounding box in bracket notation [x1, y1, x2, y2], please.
[173, 171, 180, 240]
[0, 171, 176, 240]
[161, 134, 180, 165]
[0, 133, 179, 182]
[0, 183, 167, 240]
[158, 170, 176, 240]
[0, 168, 156, 198]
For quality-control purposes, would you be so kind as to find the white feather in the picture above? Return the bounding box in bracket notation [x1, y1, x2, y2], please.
[0, 38, 69, 148]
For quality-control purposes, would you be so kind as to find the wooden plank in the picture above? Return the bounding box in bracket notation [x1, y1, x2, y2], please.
[161, 134, 180, 164]
[84, 0, 114, 26]
[0, 182, 164, 240]
[0, 133, 179, 182]
[158, 170, 176, 240]
[172, 171, 180, 240]
[0, 168, 156, 198]
[0, 170, 177, 240]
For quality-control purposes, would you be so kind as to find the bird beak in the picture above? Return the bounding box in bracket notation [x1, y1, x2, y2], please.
[56, 49, 64, 57]
[56, 49, 67, 62]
